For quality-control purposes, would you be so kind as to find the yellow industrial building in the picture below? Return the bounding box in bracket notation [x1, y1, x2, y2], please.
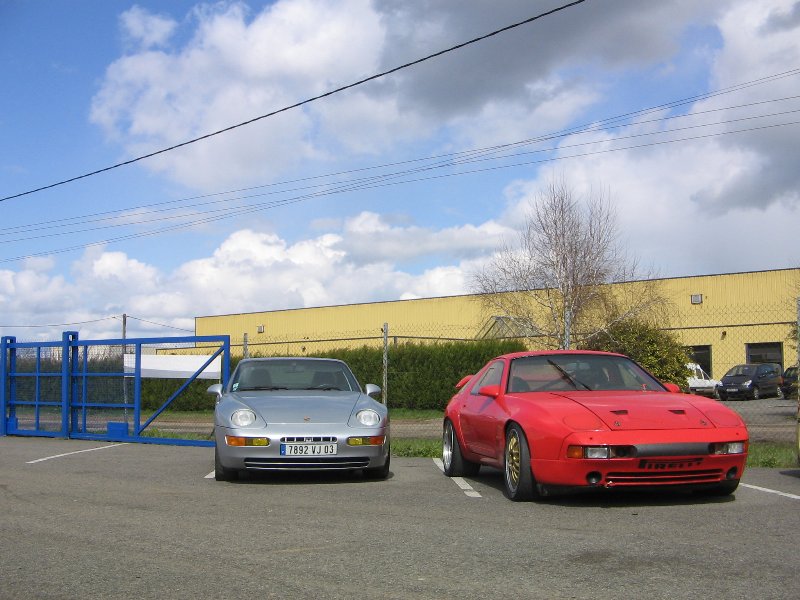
[195, 268, 799, 379]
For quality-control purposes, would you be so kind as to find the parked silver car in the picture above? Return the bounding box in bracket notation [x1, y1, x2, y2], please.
[209, 357, 390, 481]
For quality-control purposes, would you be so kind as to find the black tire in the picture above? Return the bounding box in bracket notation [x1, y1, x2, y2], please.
[214, 445, 239, 482]
[364, 452, 390, 480]
[751, 386, 760, 401]
[442, 420, 479, 477]
[503, 424, 538, 501]
[696, 479, 739, 497]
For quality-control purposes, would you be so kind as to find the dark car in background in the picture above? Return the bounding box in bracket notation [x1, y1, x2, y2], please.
[781, 366, 798, 400]
[717, 363, 783, 401]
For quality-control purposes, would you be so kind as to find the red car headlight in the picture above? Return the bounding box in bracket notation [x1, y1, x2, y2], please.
[567, 445, 635, 459]
[709, 441, 747, 455]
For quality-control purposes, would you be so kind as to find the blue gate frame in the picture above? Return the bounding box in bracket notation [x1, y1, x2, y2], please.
[1, 332, 229, 446]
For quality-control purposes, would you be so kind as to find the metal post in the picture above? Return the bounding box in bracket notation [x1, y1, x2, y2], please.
[0, 336, 14, 437]
[133, 342, 142, 436]
[60, 331, 78, 438]
[243, 332, 249, 359]
[382, 323, 388, 406]
[222, 336, 231, 389]
[122, 313, 129, 424]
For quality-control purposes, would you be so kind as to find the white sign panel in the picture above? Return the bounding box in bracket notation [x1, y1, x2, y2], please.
[123, 354, 221, 380]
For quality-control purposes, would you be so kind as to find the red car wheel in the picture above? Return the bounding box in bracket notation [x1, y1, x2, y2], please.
[503, 424, 538, 501]
[442, 420, 479, 477]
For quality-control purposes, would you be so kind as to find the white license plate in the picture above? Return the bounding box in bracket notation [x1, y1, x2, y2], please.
[280, 443, 337, 456]
[726, 388, 737, 392]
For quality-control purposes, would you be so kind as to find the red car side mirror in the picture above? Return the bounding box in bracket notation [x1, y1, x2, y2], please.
[478, 384, 501, 398]
[663, 382, 681, 393]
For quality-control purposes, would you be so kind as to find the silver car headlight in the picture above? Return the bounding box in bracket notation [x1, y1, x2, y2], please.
[356, 409, 381, 427]
[231, 409, 257, 427]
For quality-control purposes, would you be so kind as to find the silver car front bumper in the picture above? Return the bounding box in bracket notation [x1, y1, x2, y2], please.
[215, 423, 389, 472]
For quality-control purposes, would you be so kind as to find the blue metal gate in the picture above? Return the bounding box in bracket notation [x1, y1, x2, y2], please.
[1, 332, 229, 446]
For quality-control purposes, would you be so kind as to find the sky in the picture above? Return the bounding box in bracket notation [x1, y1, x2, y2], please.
[1, 0, 799, 342]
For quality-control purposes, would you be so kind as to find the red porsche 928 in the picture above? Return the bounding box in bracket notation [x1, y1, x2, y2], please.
[442, 351, 748, 501]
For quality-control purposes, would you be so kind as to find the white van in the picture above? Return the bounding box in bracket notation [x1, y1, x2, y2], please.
[686, 363, 720, 398]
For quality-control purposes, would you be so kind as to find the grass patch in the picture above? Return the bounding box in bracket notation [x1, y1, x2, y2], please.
[747, 441, 797, 468]
[389, 408, 443, 421]
[392, 437, 442, 458]
[140, 428, 213, 441]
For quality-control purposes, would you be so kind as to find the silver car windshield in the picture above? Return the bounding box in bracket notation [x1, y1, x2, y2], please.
[230, 359, 359, 392]
[508, 354, 664, 393]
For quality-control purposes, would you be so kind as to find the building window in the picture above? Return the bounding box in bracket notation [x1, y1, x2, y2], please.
[690, 294, 703, 305]
[746, 342, 783, 368]
[256, 325, 265, 334]
[687, 345, 713, 376]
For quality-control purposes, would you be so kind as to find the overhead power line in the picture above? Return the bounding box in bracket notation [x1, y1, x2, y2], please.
[0, 316, 118, 328]
[122, 315, 194, 333]
[0, 0, 588, 203]
[2, 116, 797, 265]
[0, 314, 191, 332]
[4, 87, 798, 242]
[2, 67, 797, 263]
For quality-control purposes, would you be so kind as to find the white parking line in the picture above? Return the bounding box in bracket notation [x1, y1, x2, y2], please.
[432, 458, 482, 498]
[741, 483, 800, 501]
[26, 443, 128, 464]
[205, 471, 215, 479]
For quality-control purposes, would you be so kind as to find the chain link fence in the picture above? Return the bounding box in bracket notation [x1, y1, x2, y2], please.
[221, 304, 799, 444]
[6, 302, 797, 446]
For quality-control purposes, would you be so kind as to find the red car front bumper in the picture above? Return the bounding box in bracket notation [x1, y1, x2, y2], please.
[532, 429, 748, 488]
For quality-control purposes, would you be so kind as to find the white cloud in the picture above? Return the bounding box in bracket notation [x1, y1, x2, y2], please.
[91, 0, 388, 190]
[22, 256, 56, 273]
[687, 0, 800, 211]
[8, 0, 800, 344]
[337, 211, 512, 265]
[90, 1, 736, 191]
[120, 5, 178, 50]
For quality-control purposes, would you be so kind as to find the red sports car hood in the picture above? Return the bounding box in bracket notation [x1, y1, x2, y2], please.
[558, 391, 717, 430]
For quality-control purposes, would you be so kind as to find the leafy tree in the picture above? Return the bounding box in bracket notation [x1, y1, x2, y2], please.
[581, 318, 690, 386]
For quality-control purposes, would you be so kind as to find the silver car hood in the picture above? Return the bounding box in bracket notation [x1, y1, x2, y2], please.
[228, 390, 365, 424]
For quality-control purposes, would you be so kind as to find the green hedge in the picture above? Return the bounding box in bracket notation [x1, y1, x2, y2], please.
[310, 339, 526, 410]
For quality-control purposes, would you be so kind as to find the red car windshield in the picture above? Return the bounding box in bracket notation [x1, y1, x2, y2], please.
[508, 354, 664, 393]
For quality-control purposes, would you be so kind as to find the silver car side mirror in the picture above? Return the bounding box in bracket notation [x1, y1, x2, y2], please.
[365, 383, 381, 399]
[207, 383, 223, 397]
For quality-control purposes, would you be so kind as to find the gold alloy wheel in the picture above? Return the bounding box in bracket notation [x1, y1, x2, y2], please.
[506, 430, 521, 490]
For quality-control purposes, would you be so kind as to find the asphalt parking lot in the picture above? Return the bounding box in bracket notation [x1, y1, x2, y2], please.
[1, 437, 798, 600]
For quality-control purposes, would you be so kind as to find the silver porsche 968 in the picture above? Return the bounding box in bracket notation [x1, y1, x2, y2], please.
[208, 357, 390, 481]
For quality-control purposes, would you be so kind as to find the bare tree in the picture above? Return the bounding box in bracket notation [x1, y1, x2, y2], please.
[472, 179, 665, 349]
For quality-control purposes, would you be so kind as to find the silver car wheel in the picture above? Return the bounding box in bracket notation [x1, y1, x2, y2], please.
[442, 421, 454, 471]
